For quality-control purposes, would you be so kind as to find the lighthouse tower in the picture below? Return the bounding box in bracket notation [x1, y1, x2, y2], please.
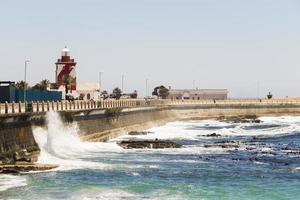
[55, 47, 77, 91]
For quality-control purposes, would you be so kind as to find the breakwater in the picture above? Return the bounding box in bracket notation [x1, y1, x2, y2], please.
[1, 99, 300, 165]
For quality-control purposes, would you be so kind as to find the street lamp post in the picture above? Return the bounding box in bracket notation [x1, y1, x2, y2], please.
[257, 81, 260, 100]
[24, 59, 30, 104]
[122, 74, 124, 91]
[99, 71, 102, 99]
[146, 78, 149, 97]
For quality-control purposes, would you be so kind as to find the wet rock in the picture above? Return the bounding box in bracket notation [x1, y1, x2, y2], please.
[1, 157, 15, 165]
[249, 136, 264, 142]
[249, 157, 259, 162]
[246, 146, 256, 151]
[282, 145, 299, 151]
[128, 131, 152, 136]
[217, 140, 238, 144]
[204, 143, 239, 149]
[13, 149, 39, 163]
[201, 133, 221, 137]
[286, 151, 300, 155]
[218, 115, 261, 123]
[118, 139, 181, 149]
[203, 140, 241, 149]
[0, 163, 58, 174]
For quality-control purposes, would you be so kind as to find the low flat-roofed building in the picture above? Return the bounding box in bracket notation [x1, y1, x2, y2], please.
[0, 81, 62, 103]
[168, 89, 228, 100]
[75, 83, 100, 100]
[0, 81, 16, 103]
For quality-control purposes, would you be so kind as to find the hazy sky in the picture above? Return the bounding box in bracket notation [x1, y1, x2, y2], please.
[0, 0, 300, 98]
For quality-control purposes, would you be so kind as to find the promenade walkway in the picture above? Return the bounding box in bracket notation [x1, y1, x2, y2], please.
[1, 98, 300, 115]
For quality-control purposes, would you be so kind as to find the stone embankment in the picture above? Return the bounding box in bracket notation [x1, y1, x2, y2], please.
[1, 99, 300, 173]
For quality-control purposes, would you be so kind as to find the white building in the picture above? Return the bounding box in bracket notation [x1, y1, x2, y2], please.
[168, 89, 228, 100]
[55, 82, 101, 100]
[75, 83, 100, 100]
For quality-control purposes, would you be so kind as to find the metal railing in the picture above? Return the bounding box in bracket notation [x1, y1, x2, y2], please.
[1, 98, 300, 115]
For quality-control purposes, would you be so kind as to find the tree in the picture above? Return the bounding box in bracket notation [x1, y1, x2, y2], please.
[79, 93, 85, 100]
[152, 85, 169, 99]
[33, 79, 50, 90]
[112, 87, 122, 99]
[158, 87, 169, 99]
[267, 92, 273, 99]
[40, 79, 50, 90]
[130, 90, 138, 99]
[32, 83, 42, 90]
[15, 81, 29, 90]
[152, 86, 159, 96]
[62, 75, 72, 95]
[101, 90, 109, 100]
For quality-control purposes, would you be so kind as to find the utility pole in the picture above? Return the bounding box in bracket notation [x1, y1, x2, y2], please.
[99, 72, 102, 92]
[24, 59, 30, 103]
[99, 72, 102, 99]
[121, 74, 124, 91]
[257, 81, 260, 99]
[146, 78, 149, 97]
[193, 80, 195, 89]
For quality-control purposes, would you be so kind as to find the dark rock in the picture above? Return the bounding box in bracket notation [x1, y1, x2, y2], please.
[204, 143, 239, 149]
[286, 151, 300, 155]
[218, 115, 261, 123]
[118, 140, 181, 149]
[202, 133, 221, 137]
[13, 149, 39, 163]
[216, 140, 237, 144]
[249, 157, 257, 162]
[128, 131, 152, 136]
[246, 147, 256, 151]
[0, 163, 58, 174]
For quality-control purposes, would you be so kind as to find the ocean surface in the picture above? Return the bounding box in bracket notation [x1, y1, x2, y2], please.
[1, 112, 300, 199]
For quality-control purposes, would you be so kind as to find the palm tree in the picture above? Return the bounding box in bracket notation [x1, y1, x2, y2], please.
[32, 83, 42, 90]
[33, 79, 51, 90]
[62, 75, 72, 96]
[113, 87, 122, 99]
[15, 81, 29, 90]
[40, 79, 50, 90]
[101, 90, 109, 100]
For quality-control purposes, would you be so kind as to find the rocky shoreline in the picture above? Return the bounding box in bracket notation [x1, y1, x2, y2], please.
[0, 148, 58, 174]
[118, 139, 181, 149]
[218, 115, 261, 123]
[200, 136, 300, 165]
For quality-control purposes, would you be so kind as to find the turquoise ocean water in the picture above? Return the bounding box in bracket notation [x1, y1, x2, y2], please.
[1, 112, 300, 199]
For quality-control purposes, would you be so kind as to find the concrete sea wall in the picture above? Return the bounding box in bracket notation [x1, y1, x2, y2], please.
[77, 104, 300, 141]
[2, 101, 300, 164]
[0, 115, 40, 164]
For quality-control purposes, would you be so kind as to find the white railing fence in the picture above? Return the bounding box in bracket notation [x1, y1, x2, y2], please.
[1, 98, 300, 115]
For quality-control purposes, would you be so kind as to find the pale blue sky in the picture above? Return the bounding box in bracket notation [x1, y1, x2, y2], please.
[0, 0, 300, 98]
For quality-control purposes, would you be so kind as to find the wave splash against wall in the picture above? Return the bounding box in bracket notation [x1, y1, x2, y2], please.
[33, 111, 122, 171]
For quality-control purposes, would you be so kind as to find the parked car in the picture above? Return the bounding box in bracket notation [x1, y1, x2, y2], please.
[66, 94, 75, 101]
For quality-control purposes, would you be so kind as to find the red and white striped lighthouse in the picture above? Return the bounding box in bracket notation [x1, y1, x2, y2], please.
[55, 47, 77, 91]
